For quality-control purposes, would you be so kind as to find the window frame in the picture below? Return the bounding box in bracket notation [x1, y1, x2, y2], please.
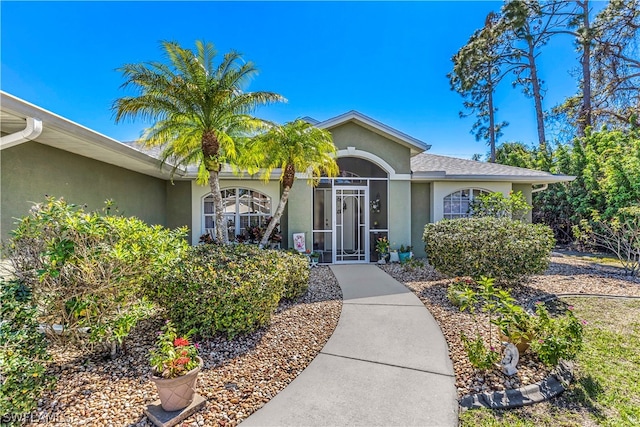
[203, 188, 272, 241]
[443, 188, 490, 220]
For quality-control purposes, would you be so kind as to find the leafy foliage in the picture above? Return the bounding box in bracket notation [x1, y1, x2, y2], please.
[423, 217, 555, 282]
[149, 321, 199, 379]
[0, 280, 53, 417]
[470, 190, 531, 221]
[245, 119, 339, 248]
[530, 302, 584, 366]
[4, 197, 188, 356]
[147, 244, 309, 338]
[574, 207, 640, 276]
[113, 40, 285, 244]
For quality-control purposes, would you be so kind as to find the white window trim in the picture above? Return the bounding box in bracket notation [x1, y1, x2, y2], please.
[443, 188, 490, 220]
[202, 188, 272, 240]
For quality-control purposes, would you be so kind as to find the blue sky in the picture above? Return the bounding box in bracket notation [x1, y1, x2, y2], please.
[2, 1, 589, 159]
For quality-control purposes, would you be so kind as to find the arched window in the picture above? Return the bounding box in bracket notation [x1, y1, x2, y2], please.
[203, 188, 271, 241]
[443, 188, 489, 219]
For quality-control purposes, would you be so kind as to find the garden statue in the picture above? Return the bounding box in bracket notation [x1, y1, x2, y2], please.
[500, 343, 519, 376]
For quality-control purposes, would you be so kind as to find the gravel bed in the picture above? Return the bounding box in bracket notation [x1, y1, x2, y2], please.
[26, 266, 342, 427]
[381, 255, 640, 400]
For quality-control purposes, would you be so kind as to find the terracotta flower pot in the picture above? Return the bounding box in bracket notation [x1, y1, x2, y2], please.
[151, 356, 203, 411]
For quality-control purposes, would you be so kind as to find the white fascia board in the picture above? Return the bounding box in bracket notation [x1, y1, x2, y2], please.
[315, 110, 431, 154]
[411, 173, 576, 183]
[1, 91, 185, 178]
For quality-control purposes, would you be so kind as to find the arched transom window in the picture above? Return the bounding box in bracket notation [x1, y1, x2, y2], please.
[443, 188, 490, 219]
[204, 188, 271, 241]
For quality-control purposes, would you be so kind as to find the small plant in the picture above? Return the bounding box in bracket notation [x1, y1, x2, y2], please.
[149, 321, 200, 379]
[446, 277, 476, 308]
[460, 332, 500, 371]
[530, 302, 584, 366]
[375, 236, 390, 255]
[402, 257, 425, 269]
[398, 244, 413, 253]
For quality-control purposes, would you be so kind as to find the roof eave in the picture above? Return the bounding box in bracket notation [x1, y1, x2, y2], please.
[411, 173, 576, 183]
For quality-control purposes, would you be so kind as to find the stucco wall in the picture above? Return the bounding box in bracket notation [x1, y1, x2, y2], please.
[329, 122, 412, 174]
[411, 182, 431, 258]
[512, 183, 533, 223]
[190, 178, 281, 245]
[1, 141, 167, 242]
[430, 181, 513, 222]
[388, 180, 412, 250]
[166, 181, 192, 241]
[284, 181, 313, 251]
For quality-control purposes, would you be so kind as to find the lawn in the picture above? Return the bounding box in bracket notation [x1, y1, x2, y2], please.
[459, 297, 640, 427]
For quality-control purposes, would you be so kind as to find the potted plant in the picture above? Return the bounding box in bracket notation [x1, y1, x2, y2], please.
[306, 250, 320, 266]
[375, 236, 390, 264]
[398, 244, 413, 263]
[149, 320, 202, 411]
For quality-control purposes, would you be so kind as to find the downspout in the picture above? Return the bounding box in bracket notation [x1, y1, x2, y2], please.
[0, 117, 43, 150]
[531, 183, 548, 193]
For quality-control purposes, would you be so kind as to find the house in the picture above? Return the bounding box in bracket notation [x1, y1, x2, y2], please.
[1, 91, 573, 262]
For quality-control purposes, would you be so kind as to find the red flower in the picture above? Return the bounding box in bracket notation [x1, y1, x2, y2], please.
[174, 337, 189, 347]
[176, 357, 191, 365]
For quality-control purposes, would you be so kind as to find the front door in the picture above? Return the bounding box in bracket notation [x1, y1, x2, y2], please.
[333, 186, 369, 263]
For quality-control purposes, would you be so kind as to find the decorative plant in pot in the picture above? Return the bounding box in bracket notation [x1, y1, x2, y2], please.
[375, 236, 390, 264]
[398, 245, 413, 263]
[149, 320, 202, 411]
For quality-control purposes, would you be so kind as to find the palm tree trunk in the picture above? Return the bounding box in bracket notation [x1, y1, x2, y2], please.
[209, 170, 228, 244]
[259, 185, 292, 249]
[260, 164, 296, 249]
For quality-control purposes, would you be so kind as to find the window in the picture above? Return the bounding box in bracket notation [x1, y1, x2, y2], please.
[203, 188, 271, 241]
[443, 188, 489, 219]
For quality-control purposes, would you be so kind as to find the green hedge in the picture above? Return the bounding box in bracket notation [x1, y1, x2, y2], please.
[5, 197, 188, 354]
[148, 244, 309, 338]
[423, 217, 555, 282]
[0, 280, 53, 418]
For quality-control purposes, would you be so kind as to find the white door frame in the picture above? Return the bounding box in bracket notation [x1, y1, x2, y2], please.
[332, 185, 369, 264]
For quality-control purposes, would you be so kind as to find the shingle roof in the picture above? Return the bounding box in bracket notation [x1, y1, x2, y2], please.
[411, 152, 574, 183]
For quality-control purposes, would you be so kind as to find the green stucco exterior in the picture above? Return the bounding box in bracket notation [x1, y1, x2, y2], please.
[329, 122, 412, 174]
[166, 181, 193, 242]
[388, 180, 412, 250]
[411, 182, 431, 258]
[286, 180, 313, 250]
[1, 141, 168, 241]
[512, 183, 533, 223]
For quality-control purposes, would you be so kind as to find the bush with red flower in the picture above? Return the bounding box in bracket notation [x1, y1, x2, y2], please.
[149, 320, 200, 378]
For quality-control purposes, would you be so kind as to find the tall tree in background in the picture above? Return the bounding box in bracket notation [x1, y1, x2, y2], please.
[450, 13, 510, 162]
[501, 0, 568, 150]
[591, 0, 640, 127]
[113, 41, 285, 244]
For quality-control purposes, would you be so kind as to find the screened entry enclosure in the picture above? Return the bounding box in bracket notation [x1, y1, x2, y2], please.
[312, 157, 389, 264]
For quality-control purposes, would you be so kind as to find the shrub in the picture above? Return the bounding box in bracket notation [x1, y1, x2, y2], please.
[423, 216, 555, 282]
[149, 244, 308, 338]
[0, 280, 53, 417]
[4, 197, 188, 356]
[530, 302, 584, 366]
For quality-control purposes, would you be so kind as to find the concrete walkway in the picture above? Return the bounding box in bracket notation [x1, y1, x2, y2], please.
[242, 264, 458, 427]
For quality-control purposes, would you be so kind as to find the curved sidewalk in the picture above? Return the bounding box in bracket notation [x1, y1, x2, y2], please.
[242, 264, 458, 427]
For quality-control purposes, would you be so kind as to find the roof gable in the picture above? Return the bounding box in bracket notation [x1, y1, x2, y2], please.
[313, 111, 430, 156]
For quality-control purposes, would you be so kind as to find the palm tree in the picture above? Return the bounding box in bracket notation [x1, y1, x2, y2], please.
[113, 40, 285, 244]
[250, 119, 339, 249]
